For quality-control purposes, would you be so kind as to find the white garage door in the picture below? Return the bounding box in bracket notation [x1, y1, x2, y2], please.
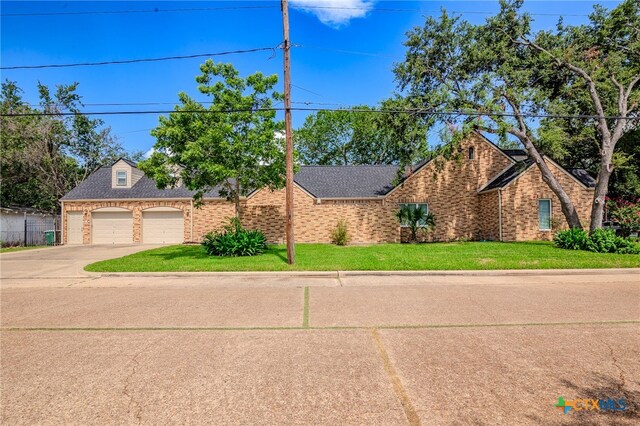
[92, 211, 133, 244]
[66, 211, 83, 245]
[142, 210, 184, 244]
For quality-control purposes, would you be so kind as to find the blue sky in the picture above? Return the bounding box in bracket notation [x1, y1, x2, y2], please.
[1, 1, 622, 156]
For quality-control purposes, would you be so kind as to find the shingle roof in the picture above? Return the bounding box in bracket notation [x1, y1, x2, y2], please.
[62, 164, 402, 200]
[479, 160, 535, 193]
[62, 153, 595, 201]
[566, 168, 597, 188]
[479, 159, 596, 193]
[502, 149, 528, 162]
[295, 165, 399, 198]
[61, 167, 227, 200]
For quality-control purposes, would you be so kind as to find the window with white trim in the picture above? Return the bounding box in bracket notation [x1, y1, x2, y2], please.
[116, 170, 127, 186]
[538, 199, 552, 231]
[399, 203, 429, 227]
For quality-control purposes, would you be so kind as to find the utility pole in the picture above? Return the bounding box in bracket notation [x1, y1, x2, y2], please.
[281, 0, 295, 264]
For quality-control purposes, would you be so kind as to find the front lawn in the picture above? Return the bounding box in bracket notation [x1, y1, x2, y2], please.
[84, 242, 640, 272]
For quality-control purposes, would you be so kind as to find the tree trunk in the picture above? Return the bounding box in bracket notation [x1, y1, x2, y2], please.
[589, 149, 614, 231]
[520, 136, 583, 229]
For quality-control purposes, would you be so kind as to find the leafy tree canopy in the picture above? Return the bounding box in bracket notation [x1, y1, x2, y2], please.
[393, 0, 639, 229]
[140, 61, 286, 216]
[0, 80, 140, 212]
[295, 97, 432, 167]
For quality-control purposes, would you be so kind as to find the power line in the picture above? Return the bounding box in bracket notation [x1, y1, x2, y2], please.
[0, 47, 277, 70]
[1, 4, 590, 18]
[2, 107, 636, 120]
[1, 5, 278, 17]
[24, 100, 354, 108]
[295, 5, 591, 18]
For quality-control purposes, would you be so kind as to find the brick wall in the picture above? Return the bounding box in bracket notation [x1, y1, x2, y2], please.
[477, 191, 500, 241]
[239, 186, 398, 244]
[62, 200, 192, 244]
[62, 134, 594, 245]
[387, 134, 514, 242]
[499, 161, 593, 241]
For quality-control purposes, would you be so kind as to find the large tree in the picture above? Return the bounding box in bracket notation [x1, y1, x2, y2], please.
[295, 98, 431, 166]
[521, 0, 639, 229]
[140, 61, 285, 217]
[0, 80, 136, 211]
[394, 0, 639, 230]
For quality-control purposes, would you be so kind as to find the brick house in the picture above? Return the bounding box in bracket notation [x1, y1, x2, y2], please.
[60, 133, 595, 245]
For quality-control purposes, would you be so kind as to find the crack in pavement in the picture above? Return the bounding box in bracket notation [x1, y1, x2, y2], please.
[602, 338, 628, 396]
[122, 338, 158, 424]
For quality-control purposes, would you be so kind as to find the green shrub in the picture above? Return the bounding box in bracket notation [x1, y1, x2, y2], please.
[330, 219, 350, 246]
[585, 229, 619, 253]
[553, 228, 588, 250]
[611, 237, 640, 254]
[554, 228, 640, 254]
[201, 217, 267, 257]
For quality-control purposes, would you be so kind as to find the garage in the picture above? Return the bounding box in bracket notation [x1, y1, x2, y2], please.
[91, 208, 133, 244]
[142, 208, 184, 244]
[66, 211, 83, 245]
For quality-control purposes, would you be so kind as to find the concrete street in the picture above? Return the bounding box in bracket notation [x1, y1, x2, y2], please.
[1, 246, 639, 425]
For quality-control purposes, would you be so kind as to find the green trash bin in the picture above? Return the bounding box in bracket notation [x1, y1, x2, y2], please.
[45, 230, 55, 246]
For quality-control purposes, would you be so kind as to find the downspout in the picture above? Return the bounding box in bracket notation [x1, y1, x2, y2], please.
[190, 199, 194, 243]
[61, 201, 65, 245]
[498, 190, 503, 242]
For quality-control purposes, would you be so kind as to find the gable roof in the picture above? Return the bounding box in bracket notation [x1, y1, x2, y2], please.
[61, 167, 227, 200]
[62, 164, 402, 201]
[478, 159, 596, 193]
[113, 157, 138, 167]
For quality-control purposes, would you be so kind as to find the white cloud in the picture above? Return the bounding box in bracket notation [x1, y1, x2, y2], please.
[291, 0, 376, 28]
[143, 147, 155, 159]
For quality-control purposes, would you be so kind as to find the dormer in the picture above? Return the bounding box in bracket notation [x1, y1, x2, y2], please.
[111, 158, 142, 189]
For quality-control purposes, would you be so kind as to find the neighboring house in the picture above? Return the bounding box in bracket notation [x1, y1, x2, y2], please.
[60, 133, 595, 245]
[0, 206, 60, 246]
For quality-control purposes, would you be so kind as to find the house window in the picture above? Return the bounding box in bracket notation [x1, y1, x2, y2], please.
[538, 199, 552, 231]
[468, 147, 475, 160]
[116, 171, 127, 186]
[399, 203, 429, 227]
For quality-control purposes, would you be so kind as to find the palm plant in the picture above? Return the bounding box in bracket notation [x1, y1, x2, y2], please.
[395, 204, 436, 242]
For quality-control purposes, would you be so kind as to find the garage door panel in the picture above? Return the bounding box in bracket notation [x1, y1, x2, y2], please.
[92, 212, 133, 244]
[142, 211, 184, 244]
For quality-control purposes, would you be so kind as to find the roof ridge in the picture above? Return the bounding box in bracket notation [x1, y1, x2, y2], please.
[299, 164, 399, 168]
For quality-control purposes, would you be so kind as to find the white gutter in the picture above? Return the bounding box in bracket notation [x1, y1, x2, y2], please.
[498, 190, 503, 242]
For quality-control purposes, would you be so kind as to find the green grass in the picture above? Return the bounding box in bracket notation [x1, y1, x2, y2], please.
[84, 242, 640, 272]
[0, 245, 47, 253]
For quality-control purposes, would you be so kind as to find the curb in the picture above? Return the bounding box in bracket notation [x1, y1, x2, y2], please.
[92, 268, 640, 279]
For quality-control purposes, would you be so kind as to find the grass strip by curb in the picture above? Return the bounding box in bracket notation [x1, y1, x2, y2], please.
[2, 320, 638, 332]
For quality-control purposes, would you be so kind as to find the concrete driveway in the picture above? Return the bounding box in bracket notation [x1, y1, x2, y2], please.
[1, 248, 639, 425]
[0, 244, 158, 279]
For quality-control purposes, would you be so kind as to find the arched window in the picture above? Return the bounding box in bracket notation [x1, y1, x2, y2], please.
[468, 147, 475, 160]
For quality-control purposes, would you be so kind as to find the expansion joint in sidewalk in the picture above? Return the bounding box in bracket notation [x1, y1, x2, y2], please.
[370, 328, 420, 426]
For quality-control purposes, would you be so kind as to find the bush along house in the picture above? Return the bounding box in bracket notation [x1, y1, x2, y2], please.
[60, 133, 595, 245]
